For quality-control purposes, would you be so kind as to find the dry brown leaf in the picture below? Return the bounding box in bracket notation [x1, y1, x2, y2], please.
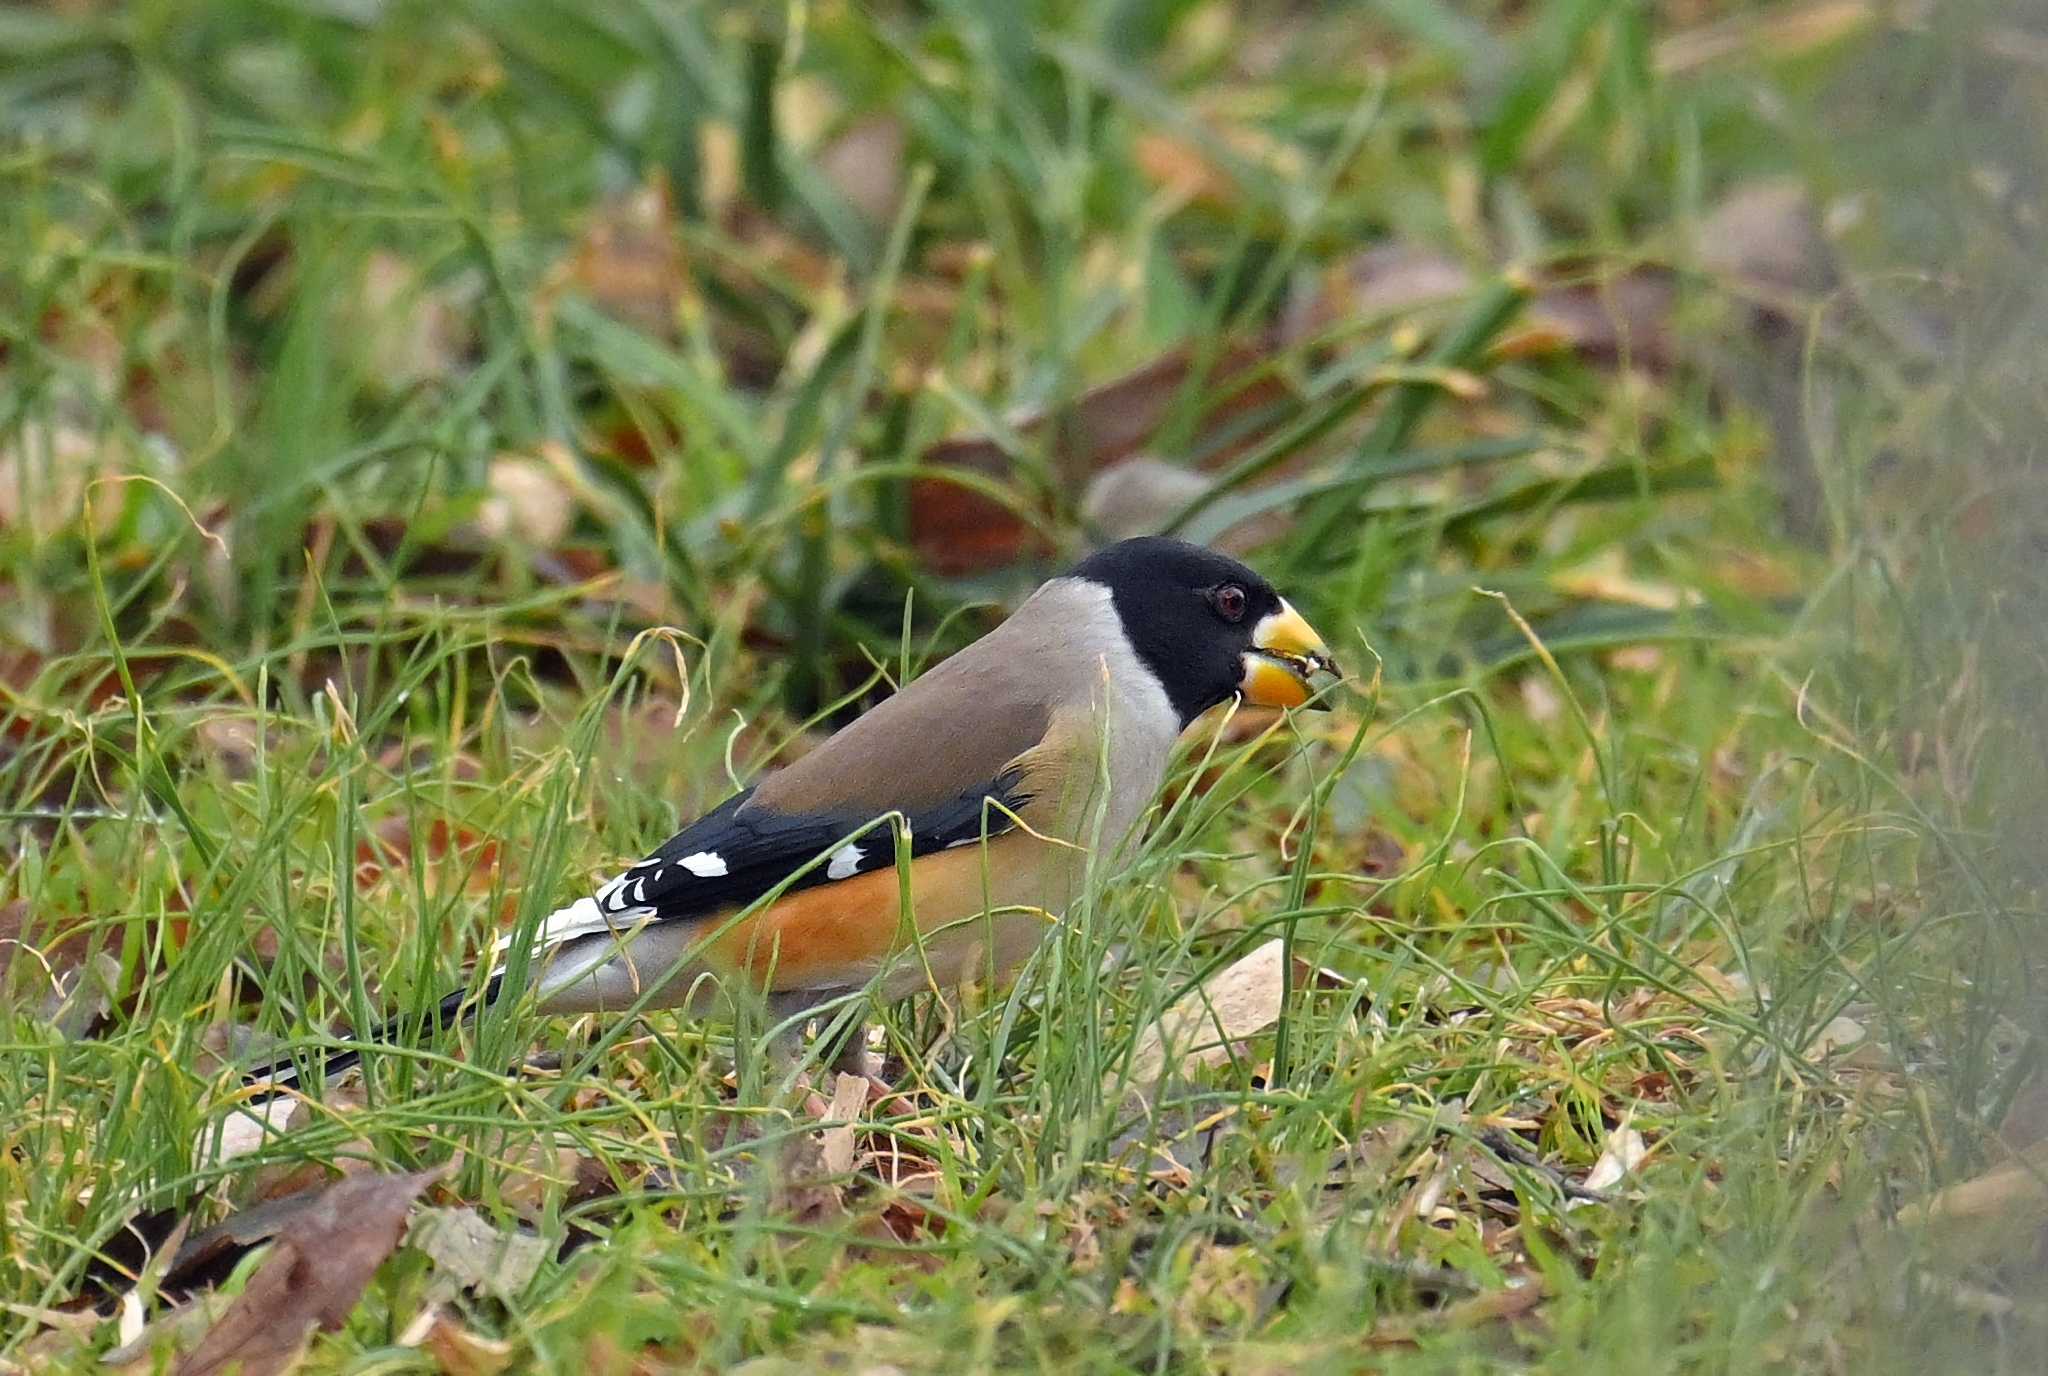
[924, 227, 1717, 574]
[1134, 125, 1303, 210]
[1081, 456, 1215, 543]
[485, 1138, 608, 1214]
[349, 249, 472, 391]
[817, 114, 907, 229]
[414, 1311, 519, 1376]
[1325, 245, 1474, 329]
[1511, 273, 1678, 371]
[156, 1186, 346, 1299]
[238, 1109, 380, 1207]
[1892, 1142, 2048, 1235]
[1132, 130, 1239, 210]
[1310, 244, 1680, 369]
[409, 1206, 547, 1299]
[172, 1167, 444, 1376]
[558, 176, 687, 339]
[1125, 939, 1291, 1086]
[1696, 178, 1834, 305]
[817, 1072, 869, 1177]
[1081, 455, 1291, 553]
[913, 338, 1287, 573]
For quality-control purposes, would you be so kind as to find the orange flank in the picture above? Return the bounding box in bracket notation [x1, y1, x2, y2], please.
[701, 832, 1055, 992]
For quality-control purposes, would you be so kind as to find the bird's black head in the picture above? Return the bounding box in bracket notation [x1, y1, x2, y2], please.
[1069, 537, 1338, 726]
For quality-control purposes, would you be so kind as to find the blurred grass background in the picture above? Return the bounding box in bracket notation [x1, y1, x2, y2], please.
[1, 0, 2044, 1371]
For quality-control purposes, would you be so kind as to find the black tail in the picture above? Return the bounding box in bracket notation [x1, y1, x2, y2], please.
[242, 972, 506, 1095]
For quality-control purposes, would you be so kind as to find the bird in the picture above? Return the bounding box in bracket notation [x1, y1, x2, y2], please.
[252, 537, 1337, 1092]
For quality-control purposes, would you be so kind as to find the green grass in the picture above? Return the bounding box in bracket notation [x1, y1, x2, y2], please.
[2, 1, 2044, 1371]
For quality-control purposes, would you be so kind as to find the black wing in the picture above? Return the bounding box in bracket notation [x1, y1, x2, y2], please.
[588, 766, 1034, 927]
[243, 776, 1034, 1096]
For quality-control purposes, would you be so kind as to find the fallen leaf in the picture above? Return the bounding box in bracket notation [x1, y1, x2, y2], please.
[409, 1206, 547, 1299]
[1892, 1142, 2048, 1235]
[1132, 130, 1238, 210]
[234, 1085, 379, 1206]
[817, 1072, 869, 1177]
[347, 249, 472, 392]
[478, 1138, 610, 1214]
[1081, 455, 1291, 553]
[556, 176, 687, 339]
[474, 454, 576, 548]
[414, 1310, 519, 1376]
[1323, 244, 1473, 330]
[817, 114, 907, 229]
[172, 1167, 444, 1376]
[201, 1096, 305, 1168]
[1125, 939, 1292, 1087]
[1805, 1014, 1867, 1059]
[1510, 272, 1678, 371]
[1081, 456, 1215, 543]
[912, 338, 1289, 573]
[1310, 244, 1679, 371]
[1582, 1122, 1648, 1194]
[1696, 178, 1834, 306]
[861, 1172, 947, 1251]
[155, 1189, 344, 1299]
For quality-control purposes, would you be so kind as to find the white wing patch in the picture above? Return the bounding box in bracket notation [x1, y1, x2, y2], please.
[679, 851, 727, 877]
[826, 843, 864, 881]
[497, 893, 653, 957]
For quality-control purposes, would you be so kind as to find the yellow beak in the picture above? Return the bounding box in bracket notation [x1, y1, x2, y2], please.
[1240, 600, 1340, 710]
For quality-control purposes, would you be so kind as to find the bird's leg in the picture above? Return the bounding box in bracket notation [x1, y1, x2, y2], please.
[761, 989, 896, 1110]
[758, 989, 853, 1084]
[814, 1003, 881, 1081]
[818, 1008, 900, 1111]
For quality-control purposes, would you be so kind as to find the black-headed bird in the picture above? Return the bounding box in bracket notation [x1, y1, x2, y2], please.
[256, 537, 1338, 1090]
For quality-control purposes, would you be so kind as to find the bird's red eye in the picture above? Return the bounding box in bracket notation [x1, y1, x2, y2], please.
[1213, 583, 1247, 622]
